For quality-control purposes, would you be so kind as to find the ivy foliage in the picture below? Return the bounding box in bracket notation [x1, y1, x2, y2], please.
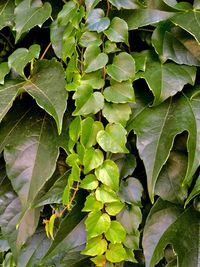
[0, 0, 200, 266]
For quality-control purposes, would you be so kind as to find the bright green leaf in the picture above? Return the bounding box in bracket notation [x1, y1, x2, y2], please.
[104, 17, 128, 44]
[107, 52, 135, 82]
[95, 159, 119, 191]
[82, 193, 103, 212]
[69, 116, 81, 142]
[50, 21, 65, 59]
[105, 201, 124, 216]
[97, 123, 129, 153]
[105, 221, 126, 244]
[81, 236, 107, 256]
[83, 148, 104, 174]
[85, 211, 111, 239]
[95, 185, 120, 203]
[80, 174, 99, 190]
[106, 243, 127, 263]
[0, 62, 10, 84]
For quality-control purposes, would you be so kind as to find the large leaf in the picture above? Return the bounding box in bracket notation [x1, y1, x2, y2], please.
[127, 93, 200, 201]
[135, 51, 196, 105]
[14, 0, 52, 42]
[152, 23, 200, 66]
[0, 80, 24, 123]
[0, 0, 15, 30]
[185, 174, 200, 206]
[171, 9, 200, 43]
[23, 59, 68, 134]
[0, 62, 10, 85]
[143, 199, 200, 267]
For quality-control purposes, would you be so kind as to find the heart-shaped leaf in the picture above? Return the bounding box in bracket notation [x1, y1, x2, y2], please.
[95, 185, 120, 203]
[97, 123, 129, 153]
[104, 17, 128, 44]
[83, 148, 104, 174]
[81, 236, 107, 256]
[105, 221, 126, 244]
[106, 243, 127, 263]
[107, 52, 135, 82]
[86, 8, 110, 32]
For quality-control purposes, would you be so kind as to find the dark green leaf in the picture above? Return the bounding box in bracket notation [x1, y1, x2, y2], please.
[23, 59, 68, 134]
[185, 174, 200, 206]
[0, 62, 10, 84]
[79, 31, 102, 47]
[14, 0, 52, 42]
[0, 0, 15, 30]
[57, 1, 76, 26]
[86, 8, 110, 32]
[108, 0, 141, 9]
[50, 21, 65, 59]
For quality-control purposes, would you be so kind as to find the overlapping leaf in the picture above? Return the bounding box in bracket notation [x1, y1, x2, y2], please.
[0, 0, 15, 30]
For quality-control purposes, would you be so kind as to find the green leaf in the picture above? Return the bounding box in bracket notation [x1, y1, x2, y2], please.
[73, 84, 104, 116]
[85, 211, 111, 239]
[104, 17, 128, 44]
[127, 94, 199, 202]
[155, 151, 188, 204]
[83, 148, 104, 174]
[103, 81, 135, 104]
[80, 71, 105, 89]
[69, 116, 81, 142]
[0, 0, 15, 30]
[171, 9, 200, 43]
[106, 243, 127, 263]
[82, 193, 103, 212]
[84, 45, 108, 73]
[107, 52, 135, 82]
[57, 1, 76, 26]
[50, 21, 65, 59]
[105, 221, 126, 244]
[115, 154, 137, 179]
[23, 59, 68, 134]
[117, 206, 142, 234]
[86, 8, 110, 32]
[85, 0, 100, 12]
[143, 199, 200, 267]
[104, 40, 121, 54]
[81, 236, 107, 256]
[102, 102, 131, 126]
[8, 44, 40, 77]
[95, 185, 120, 203]
[0, 80, 24, 123]
[79, 31, 102, 47]
[118, 177, 143, 205]
[14, 0, 52, 42]
[80, 174, 99, 190]
[95, 159, 119, 191]
[105, 201, 124, 216]
[137, 52, 196, 105]
[185, 174, 200, 206]
[0, 62, 10, 84]
[152, 23, 200, 66]
[132, 51, 148, 72]
[91, 255, 106, 266]
[97, 123, 129, 153]
[108, 0, 141, 9]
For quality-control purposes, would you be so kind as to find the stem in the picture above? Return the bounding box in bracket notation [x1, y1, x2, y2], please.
[40, 42, 52, 60]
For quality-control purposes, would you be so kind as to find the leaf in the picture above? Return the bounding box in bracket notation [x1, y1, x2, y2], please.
[82, 193, 103, 212]
[50, 21, 65, 59]
[95, 159, 119, 191]
[121, 9, 175, 30]
[116, 206, 142, 234]
[103, 81, 135, 104]
[86, 8, 110, 32]
[137, 52, 196, 105]
[106, 243, 127, 263]
[142, 199, 200, 267]
[118, 177, 143, 205]
[85, 211, 111, 239]
[84, 45, 108, 73]
[105, 221, 126, 244]
[185, 174, 200, 206]
[80, 71, 105, 89]
[108, 0, 141, 9]
[14, 0, 52, 42]
[79, 31, 102, 47]
[104, 17, 128, 44]
[81, 236, 107, 256]
[23, 59, 68, 134]
[114, 154, 137, 179]
[97, 123, 129, 153]
[95, 185, 120, 203]
[4, 106, 60, 221]
[107, 52, 135, 82]
[57, 1, 76, 26]
[102, 102, 131, 126]
[105, 201, 124, 216]
[8, 44, 40, 77]
[83, 148, 104, 174]
[152, 23, 200, 66]
[73, 84, 104, 116]
[69, 116, 81, 142]
[171, 9, 200, 44]
[80, 174, 99, 190]
[127, 93, 199, 202]
[0, 0, 15, 30]
[0, 80, 24, 123]
[85, 0, 100, 12]
[155, 151, 188, 204]
[0, 62, 10, 84]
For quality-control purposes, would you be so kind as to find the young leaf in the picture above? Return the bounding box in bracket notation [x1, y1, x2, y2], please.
[86, 8, 110, 32]
[97, 123, 129, 153]
[80, 174, 99, 190]
[72, 84, 104, 116]
[106, 243, 127, 263]
[69, 116, 81, 142]
[95, 185, 120, 203]
[104, 17, 128, 44]
[82, 193, 103, 212]
[105, 221, 126, 244]
[85, 211, 111, 239]
[81, 236, 107, 256]
[83, 148, 104, 174]
[95, 159, 120, 191]
[105, 201, 124, 216]
[14, 0, 52, 42]
[0, 62, 10, 84]
[23, 59, 68, 134]
[107, 52, 135, 82]
[84, 45, 108, 73]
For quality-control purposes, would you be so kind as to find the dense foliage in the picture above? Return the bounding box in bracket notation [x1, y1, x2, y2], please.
[0, 0, 200, 266]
